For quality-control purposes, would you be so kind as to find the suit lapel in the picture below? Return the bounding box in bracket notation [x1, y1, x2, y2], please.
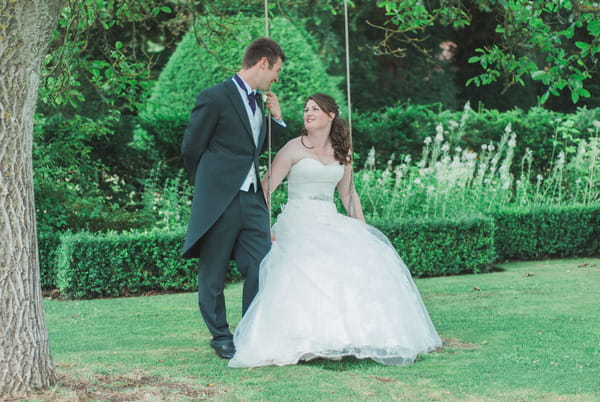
[225, 80, 255, 144]
[256, 101, 267, 152]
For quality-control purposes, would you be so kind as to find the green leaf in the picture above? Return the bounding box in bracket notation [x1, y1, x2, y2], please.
[531, 70, 547, 81]
[468, 56, 480, 63]
[588, 20, 600, 36]
[571, 91, 579, 104]
[466, 77, 480, 87]
[577, 88, 591, 98]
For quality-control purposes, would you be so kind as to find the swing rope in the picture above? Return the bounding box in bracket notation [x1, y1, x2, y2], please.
[264, 0, 354, 222]
[343, 0, 355, 218]
[264, 0, 273, 225]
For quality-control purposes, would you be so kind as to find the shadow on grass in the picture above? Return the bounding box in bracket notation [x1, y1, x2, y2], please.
[298, 336, 481, 372]
[300, 356, 381, 371]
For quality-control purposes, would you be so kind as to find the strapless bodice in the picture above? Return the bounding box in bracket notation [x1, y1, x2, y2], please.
[287, 158, 344, 202]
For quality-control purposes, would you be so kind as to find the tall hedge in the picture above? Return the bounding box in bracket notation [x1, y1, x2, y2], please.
[352, 104, 600, 172]
[139, 14, 345, 163]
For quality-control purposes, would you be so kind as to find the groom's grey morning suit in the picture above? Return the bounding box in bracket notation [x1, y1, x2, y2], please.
[181, 77, 285, 346]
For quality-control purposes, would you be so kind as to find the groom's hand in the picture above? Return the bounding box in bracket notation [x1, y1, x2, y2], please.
[265, 91, 282, 121]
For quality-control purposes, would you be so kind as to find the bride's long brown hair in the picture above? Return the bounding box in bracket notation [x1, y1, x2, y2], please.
[302, 93, 352, 165]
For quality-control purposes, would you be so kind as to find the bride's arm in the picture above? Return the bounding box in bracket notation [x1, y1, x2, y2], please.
[261, 141, 294, 205]
[337, 162, 366, 222]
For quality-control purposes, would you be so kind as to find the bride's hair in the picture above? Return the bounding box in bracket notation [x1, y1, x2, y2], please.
[302, 93, 352, 165]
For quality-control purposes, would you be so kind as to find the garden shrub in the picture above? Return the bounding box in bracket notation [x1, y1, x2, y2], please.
[55, 229, 240, 299]
[352, 103, 441, 166]
[491, 204, 600, 261]
[372, 215, 496, 277]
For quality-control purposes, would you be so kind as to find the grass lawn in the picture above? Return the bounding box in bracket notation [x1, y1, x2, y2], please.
[38, 257, 599, 401]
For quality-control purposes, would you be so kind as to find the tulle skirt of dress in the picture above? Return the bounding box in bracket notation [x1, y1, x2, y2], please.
[229, 199, 442, 368]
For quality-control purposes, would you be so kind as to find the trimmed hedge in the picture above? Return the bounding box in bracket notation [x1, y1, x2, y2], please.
[40, 204, 598, 298]
[55, 230, 242, 299]
[373, 215, 496, 277]
[38, 231, 61, 289]
[56, 230, 198, 299]
[491, 204, 600, 261]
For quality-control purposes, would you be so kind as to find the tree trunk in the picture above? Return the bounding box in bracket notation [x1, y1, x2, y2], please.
[0, 0, 65, 395]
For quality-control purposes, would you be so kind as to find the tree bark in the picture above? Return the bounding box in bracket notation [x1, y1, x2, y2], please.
[0, 0, 65, 395]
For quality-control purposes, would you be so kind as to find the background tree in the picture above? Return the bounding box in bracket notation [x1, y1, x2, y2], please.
[373, 0, 600, 108]
[0, 0, 66, 395]
[34, 1, 188, 233]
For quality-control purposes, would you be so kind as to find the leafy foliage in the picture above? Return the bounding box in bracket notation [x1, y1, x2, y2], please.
[33, 112, 154, 232]
[40, 0, 183, 111]
[376, 0, 600, 105]
[352, 102, 600, 177]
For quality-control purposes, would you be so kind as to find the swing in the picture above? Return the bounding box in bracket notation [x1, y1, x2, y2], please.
[263, 0, 355, 221]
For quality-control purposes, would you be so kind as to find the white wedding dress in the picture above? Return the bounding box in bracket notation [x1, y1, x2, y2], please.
[229, 158, 442, 368]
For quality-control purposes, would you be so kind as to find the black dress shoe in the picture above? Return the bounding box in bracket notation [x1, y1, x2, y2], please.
[212, 341, 235, 359]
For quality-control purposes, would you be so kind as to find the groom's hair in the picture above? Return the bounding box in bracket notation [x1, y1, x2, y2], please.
[242, 37, 286, 69]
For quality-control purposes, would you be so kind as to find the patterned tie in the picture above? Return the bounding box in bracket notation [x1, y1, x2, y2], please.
[247, 91, 257, 114]
[233, 74, 260, 114]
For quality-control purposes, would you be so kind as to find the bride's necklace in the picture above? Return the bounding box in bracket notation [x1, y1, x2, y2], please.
[300, 135, 314, 149]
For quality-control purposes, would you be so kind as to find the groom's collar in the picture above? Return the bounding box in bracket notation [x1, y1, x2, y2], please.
[233, 74, 256, 94]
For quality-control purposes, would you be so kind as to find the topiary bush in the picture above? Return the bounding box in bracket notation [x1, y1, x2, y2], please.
[138, 14, 346, 166]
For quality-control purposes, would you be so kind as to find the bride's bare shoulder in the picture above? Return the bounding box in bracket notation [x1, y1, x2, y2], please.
[279, 137, 305, 154]
[276, 137, 308, 165]
[285, 136, 304, 147]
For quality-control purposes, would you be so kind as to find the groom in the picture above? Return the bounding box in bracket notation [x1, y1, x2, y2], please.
[181, 38, 286, 359]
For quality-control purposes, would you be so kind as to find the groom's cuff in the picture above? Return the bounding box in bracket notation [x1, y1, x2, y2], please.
[271, 117, 286, 127]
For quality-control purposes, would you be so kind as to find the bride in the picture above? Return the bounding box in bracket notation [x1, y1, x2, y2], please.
[228, 93, 442, 368]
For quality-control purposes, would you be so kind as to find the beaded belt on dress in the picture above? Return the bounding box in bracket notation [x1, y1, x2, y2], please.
[288, 194, 333, 202]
